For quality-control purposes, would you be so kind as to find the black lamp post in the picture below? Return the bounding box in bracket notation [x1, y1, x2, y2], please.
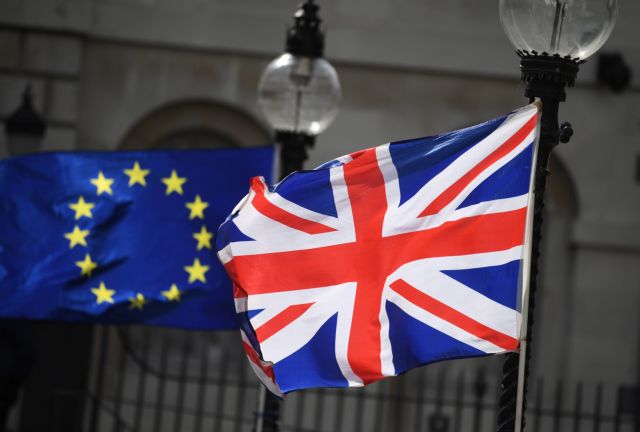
[4, 85, 46, 157]
[258, 0, 341, 180]
[254, 2, 341, 431]
[496, 1, 618, 431]
[0, 85, 43, 432]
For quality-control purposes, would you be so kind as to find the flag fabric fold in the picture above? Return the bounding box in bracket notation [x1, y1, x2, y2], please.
[0, 146, 274, 329]
[217, 104, 539, 395]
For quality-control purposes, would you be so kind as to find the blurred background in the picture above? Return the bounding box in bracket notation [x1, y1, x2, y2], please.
[0, 0, 638, 431]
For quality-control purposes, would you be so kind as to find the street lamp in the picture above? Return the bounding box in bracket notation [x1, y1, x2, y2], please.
[496, 1, 617, 431]
[254, 2, 340, 431]
[258, 0, 341, 178]
[4, 85, 47, 157]
[500, 0, 617, 60]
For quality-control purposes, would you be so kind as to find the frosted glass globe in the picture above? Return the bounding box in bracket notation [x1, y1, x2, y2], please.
[500, 0, 618, 60]
[258, 53, 341, 136]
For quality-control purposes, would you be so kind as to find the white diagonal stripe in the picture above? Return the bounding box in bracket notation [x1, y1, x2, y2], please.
[386, 291, 508, 354]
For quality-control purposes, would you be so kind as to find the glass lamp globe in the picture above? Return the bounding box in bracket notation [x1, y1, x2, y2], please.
[258, 53, 341, 136]
[500, 0, 618, 60]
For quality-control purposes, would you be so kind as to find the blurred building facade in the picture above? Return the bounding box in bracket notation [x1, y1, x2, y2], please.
[0, 0, 639, 430]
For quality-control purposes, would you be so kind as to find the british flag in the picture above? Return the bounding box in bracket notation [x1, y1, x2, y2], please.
[217, 104, 539, 395]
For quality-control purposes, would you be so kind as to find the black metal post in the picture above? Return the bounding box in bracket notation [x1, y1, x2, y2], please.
[277, 131, 315, 179]
[254, 2, 324, 430]
[497, 52, 579, 432]
[252, 132, 314, 432]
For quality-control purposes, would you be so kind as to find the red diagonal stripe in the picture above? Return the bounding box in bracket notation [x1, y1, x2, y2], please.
[419, 114, 537, 217]
[251, 178, 337, 234]
[389, 279, 519, 351]
[242, 340, 276, 381]
[255, 303, 314, 343]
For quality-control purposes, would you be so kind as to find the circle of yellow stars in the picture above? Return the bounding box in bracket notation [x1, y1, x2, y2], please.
[64, 161, 214, 312]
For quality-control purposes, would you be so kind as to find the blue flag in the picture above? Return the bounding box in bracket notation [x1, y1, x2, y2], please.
[0, 147, 274, 329]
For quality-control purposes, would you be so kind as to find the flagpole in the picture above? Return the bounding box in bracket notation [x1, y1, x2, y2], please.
[254, 385, 266, 432]
[496, 55, 578, 432]
[512, 99, 542, 432]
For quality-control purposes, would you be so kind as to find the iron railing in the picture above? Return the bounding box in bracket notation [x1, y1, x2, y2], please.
[35, 326, 639, 432]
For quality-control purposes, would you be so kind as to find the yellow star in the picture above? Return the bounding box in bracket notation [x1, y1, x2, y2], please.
[75, 253, 97, 277]
[185, 195, 209, 220]
[129, 293, 147, 310]
[161, 170, 187, 195]
[64, 226, 90, 248]
[162, 284, 182, 302]
[123, 161, 150, 187]
[90, 171, 114, 195]
[193, 225, 213, 250]
[91, 282, 115, 304]
[184, 258, 209, 283]
[69, 196, 95, 220]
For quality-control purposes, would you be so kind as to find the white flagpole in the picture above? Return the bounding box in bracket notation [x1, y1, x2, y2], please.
[255, 384, 266, 432]
[514, 100, 542, 432]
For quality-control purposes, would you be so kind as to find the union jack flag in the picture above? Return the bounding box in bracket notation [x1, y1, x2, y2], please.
[217, 104, 539, 395]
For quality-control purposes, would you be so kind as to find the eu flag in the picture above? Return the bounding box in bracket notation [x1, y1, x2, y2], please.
[0, 147, 274, 329]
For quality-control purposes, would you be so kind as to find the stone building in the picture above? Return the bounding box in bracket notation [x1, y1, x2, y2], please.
[1, 0, 639, 430]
